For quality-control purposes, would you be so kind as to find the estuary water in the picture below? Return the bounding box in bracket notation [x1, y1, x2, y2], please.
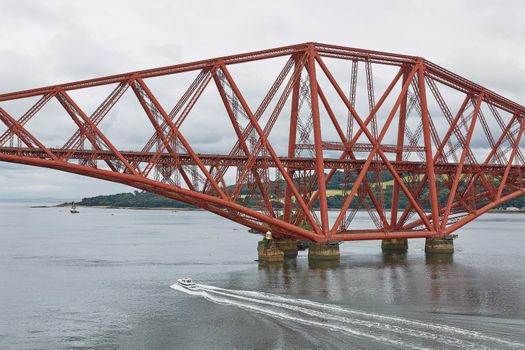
[1, 199, 525, 349]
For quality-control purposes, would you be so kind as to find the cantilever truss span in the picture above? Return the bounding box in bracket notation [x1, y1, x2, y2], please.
[1, 42, 524, 242]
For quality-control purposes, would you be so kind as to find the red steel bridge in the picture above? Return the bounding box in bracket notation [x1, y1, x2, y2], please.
[0, 42, 524, 243]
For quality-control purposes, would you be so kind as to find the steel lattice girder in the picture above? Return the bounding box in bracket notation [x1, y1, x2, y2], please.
[0, 42, 524, 242]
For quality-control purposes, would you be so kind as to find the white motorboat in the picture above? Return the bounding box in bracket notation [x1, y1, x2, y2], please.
[177, 278, 197, 289]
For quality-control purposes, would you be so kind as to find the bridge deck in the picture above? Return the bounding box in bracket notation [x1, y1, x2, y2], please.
[0, 147, 523, 175]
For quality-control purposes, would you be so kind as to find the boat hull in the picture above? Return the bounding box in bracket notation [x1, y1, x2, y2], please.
[177, 278, 197, 289]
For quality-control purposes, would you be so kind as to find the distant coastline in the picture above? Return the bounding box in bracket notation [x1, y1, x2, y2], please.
[39, 170, 525, 211]
[57, 191, 198, 210]
[44, 189, 525, 213]
[52, 203, 203, 211]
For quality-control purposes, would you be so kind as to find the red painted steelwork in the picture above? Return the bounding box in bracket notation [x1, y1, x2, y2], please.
[0, 42, 524, 242]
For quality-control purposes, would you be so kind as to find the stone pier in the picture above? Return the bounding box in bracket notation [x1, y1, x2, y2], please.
[381, 238, 408, 252]
[257, 239, 284, 262]
[274, 238, 298, 258]
[425, 237, 454, 254]
[308, 241, 340, 261]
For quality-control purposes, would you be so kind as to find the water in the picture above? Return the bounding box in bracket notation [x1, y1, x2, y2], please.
[1, 200, 525, 349]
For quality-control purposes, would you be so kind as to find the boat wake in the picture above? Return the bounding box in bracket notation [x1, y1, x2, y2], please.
[170, 283, 524, 349]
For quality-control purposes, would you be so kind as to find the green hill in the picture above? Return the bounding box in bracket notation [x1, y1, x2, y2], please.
[76, 191, 195, 209]
[71, 171, 525, 210]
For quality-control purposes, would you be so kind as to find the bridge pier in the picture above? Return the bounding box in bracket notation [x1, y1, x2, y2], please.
[308, 241, 340, 261]
[274, 238, 298, 258]
[381, 238, 408, 252]
[257, 238, 284, 262]
[425, 237, 454, 254]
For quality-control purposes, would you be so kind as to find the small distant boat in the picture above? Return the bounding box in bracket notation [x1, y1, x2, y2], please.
[177, 277, 197, 289]
[70, 202, 79, 214]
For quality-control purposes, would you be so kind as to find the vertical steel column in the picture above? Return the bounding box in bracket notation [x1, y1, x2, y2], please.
[284, 54, 302, 223]
[418, 63, 440, 232]
[307, 45, 329, 236]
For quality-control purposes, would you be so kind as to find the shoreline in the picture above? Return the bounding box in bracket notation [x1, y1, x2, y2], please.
[30, 204, 525, 214]
[32, 204, 204, 211]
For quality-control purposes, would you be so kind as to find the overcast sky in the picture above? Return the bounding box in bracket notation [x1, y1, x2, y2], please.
[1, 0, 524, 199]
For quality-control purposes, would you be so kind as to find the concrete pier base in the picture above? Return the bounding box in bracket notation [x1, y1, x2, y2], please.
[381, 238, 408, 252]
[308, 241, 340, 261]
[274, 238, 298, 258]
[257, 239, 284, 262]
[425, 237, 454, 254]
